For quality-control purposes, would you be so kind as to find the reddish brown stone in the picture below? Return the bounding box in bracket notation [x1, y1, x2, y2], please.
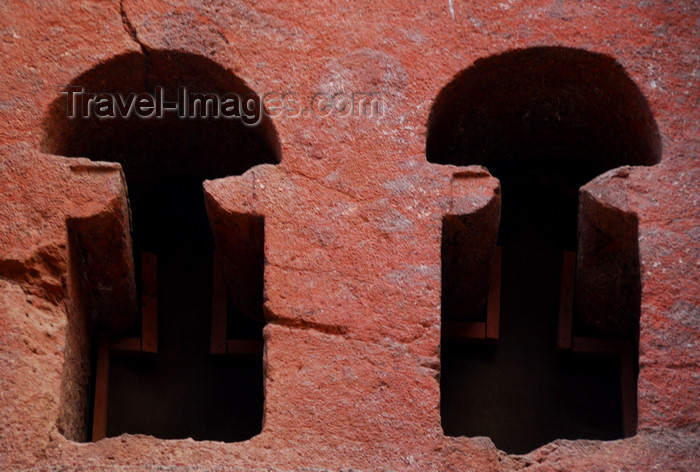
[1, 0, 698, 470]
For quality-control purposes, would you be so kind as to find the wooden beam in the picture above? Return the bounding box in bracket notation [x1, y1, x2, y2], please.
[571, 337, 621, 355]
[141, 252, 158, 354]
[572, 336, 638, 436]
[91, 331, 110, 441]
[211, 251, 228, 355]
[109, 336, 141, 355]
[557, 251, 576, 350]
[619, 340, 637, 437]
[443, 320, 486, 340]
[227, 339, 264, 357]
[486, 246, 502, 340]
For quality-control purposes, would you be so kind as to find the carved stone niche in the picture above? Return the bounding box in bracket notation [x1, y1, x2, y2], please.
[427, 46, 661, 453]
[42, 50, 280, 443]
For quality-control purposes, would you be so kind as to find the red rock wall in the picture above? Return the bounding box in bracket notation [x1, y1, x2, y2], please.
[1, 0, 698, 470]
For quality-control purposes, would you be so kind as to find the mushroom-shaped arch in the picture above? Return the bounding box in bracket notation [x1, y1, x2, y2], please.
[43, 49, 281, 172]
[43, 51, 276, 442]
[426, 45, 661, 171]
[43, 50, 280, 247]
[43, 50, 279, 329]
[432, 47, 661, 453]
[426, 46, 661, 246]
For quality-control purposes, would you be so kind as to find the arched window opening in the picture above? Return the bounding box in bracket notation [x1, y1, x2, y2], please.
[44, 50, 279, 442]
[428, 46, 660, 453]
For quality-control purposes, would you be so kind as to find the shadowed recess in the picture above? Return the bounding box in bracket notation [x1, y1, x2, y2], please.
[43, 50, 276, 442]
[427, 45, 661, 247]
[43, 49, 280, 250]
[431, 46, 660, 454]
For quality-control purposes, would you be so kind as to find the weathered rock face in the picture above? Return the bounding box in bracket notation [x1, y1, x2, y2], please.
[1, 0, 698, 471]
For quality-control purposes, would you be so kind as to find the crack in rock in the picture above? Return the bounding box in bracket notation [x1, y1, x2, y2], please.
[119, 0, 151, 90]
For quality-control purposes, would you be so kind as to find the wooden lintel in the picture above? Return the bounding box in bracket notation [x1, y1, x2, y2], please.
[141, 252, 158, 354]
[227, 339, 264, 357]
[486, 246, 502, 340]
[211, 251, 228, 355]
[571, 336, 637, 437]
[443, 320, 486, 340]
[619, 340, 637, 438]
[109, 336, 141, 355]
[91, 331, 110, 442]
[571, 336, 622, 355]
[557, 251, 576, 350]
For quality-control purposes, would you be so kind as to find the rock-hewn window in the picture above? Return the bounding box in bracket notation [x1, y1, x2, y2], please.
[428, 46, 661, 453]
[43, 50, 279, 442]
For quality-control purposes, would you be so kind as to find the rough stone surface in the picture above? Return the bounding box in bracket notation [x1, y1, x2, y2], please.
[1, 0, 699, 471]
[580, 158, 700, 436]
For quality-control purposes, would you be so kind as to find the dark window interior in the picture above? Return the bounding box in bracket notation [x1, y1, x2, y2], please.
[428, 46, 661, 453]
[44, 50, 278, 442]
